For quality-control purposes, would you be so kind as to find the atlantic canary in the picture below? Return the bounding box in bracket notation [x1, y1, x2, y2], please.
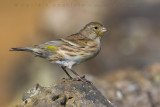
[10, 22, 107, 83]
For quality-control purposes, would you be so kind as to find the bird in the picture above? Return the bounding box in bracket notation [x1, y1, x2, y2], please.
[10, 22, 107, 83]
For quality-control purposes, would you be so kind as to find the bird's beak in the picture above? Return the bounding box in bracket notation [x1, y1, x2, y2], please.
[101, 27, 107, 32]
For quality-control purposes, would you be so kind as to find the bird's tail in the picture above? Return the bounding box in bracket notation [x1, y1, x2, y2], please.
[10, 47, 46, 58]
[10, 47, 34, 52]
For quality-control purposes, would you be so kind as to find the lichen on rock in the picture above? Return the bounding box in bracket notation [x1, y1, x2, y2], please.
[13, 79, 116, 107]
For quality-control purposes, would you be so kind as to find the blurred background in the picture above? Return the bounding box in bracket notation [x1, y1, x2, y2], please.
[0, 0, 160, 107]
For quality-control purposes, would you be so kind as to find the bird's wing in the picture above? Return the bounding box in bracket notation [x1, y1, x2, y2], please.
[35, 39, 67, 47]
[35, 34, 93, 49]
[64, 33, 94, 47]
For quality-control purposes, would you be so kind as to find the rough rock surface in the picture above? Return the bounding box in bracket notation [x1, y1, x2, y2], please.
[14, 79, 116, 107]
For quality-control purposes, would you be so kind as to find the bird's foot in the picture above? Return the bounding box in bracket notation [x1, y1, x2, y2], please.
[72, 75, 92, 84]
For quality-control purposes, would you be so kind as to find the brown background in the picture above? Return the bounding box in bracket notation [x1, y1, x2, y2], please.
[0, 0, 160, 106]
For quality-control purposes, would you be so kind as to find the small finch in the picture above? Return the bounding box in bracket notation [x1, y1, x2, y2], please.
[10, 22, 107, 83]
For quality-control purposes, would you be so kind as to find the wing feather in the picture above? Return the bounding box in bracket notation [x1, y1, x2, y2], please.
[35, 39, 67, 47]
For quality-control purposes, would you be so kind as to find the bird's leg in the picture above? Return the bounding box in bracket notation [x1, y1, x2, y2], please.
[69, 69, 92, 84]
[61, 66, 73, 79]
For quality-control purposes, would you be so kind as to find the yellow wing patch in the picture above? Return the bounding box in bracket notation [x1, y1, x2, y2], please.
[46, 46, 57, 51]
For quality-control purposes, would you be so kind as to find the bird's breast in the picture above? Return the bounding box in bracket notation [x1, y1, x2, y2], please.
[55, 38, 101, 66]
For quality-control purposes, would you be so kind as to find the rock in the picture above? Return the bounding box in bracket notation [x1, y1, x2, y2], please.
[14, 79, 116, 107]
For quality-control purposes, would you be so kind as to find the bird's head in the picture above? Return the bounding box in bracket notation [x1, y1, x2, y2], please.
[80, 22, 107, 39]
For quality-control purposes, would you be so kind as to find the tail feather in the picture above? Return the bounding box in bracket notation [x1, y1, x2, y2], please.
[10, 47, 34, 52]
[10, 47, 48, 58]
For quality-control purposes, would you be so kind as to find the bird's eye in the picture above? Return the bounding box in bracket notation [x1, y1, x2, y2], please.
[94, 26, 98, 29]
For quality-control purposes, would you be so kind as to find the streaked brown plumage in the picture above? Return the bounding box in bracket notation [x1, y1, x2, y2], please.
[10, 22, 107, 83]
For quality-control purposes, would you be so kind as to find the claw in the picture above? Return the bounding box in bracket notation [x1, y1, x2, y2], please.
[81, 75, 85, 78]
[72, 76, 92, 84]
